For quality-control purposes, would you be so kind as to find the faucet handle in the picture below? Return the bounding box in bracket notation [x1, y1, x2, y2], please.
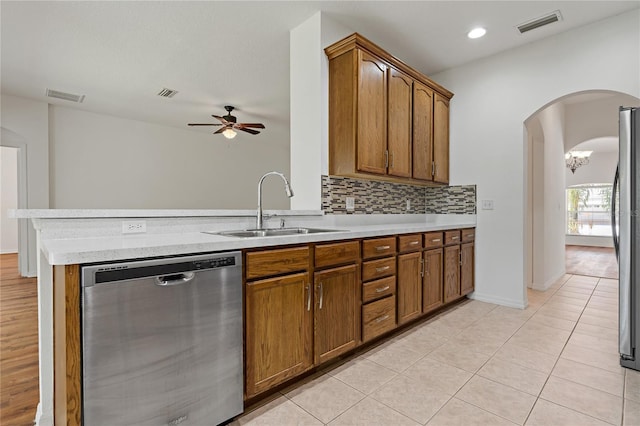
[280, 218, 286, 228]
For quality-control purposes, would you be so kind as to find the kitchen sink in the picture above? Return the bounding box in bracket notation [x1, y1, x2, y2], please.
[208, 227, 345, 238]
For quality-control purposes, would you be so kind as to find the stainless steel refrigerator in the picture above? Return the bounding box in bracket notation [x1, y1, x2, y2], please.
[614, 106, 640, 371]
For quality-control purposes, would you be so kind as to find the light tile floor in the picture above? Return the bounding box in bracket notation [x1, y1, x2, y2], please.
[233, 275, 639, 425]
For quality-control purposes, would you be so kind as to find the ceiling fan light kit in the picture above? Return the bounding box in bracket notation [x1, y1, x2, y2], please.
[188, 105, 265, 138]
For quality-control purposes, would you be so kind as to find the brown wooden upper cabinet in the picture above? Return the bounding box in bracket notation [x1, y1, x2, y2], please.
[433, 93, 450, 184]
[357, 50, 388, 175]
[387, 68, 412, 178]
[325, 33, 453, 185]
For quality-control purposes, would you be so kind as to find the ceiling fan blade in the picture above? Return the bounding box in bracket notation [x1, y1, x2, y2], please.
[236, 123, 265, 129]
[188, 123, 222, 126]
[213, 127, 228, 134]
[237, 127, 260, 135]
[212, 115, 230, 124]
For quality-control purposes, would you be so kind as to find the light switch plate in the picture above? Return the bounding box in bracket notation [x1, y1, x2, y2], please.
[346, 197, 355, 211]
[481, 200, 494, 210]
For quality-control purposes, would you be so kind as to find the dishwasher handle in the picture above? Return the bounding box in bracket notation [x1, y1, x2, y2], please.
[155, 272, 196, 286]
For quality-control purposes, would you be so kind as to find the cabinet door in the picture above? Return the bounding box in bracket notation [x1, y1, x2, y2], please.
[433, 93, 450, 184]
[443, 245, 460, 303]
[245, 273, 313, 398]
[357, 50, 388, 175]
[423, 248, 443, 313]
[314, 264, 359, 364]
[397, 251, 422, 325]
[387, 68, 412, 178]
[461, 243, 474, 296]
[412, 81, 434, 181]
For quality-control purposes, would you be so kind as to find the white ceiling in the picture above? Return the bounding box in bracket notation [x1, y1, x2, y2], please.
[2, 1, 638, 136]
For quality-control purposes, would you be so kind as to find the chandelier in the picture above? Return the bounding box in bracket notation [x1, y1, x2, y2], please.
[565, 151, 592, 174]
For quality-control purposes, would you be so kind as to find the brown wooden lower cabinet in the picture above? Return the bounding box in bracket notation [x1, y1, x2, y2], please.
[397, 251, 422, 324]
[245, 272, 313, 398]
[53, 228, 475, 421]
[444, 244, 461, 303]
[314, 264, 359, 364]
[461, 242, 475, 296]
[362, 295, 396, 341]
[423, 248, 443, 312]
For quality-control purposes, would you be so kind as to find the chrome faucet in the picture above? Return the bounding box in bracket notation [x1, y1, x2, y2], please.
[256, 171, 294, 230]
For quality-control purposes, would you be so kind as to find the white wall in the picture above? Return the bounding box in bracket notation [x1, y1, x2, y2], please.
[539, 104, 567, 289]
[431, 10, 640, 308]
[1, 147, 19, 253]
[289, 12, 352, 210]
[49, 105, 290, 209]
[1, 94, 50, 276]
[290, 13, 323, 210]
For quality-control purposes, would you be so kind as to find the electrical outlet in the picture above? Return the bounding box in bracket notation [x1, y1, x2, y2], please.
[406, 199, 411, 211]
[122, 220, 147, 234]
[346, 197, 355, 211]
[481, 200, 494, 210]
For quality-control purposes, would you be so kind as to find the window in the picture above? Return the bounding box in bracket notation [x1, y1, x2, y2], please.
[566, 184, 614, 236]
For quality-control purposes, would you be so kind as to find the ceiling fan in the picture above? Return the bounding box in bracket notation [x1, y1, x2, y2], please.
[187, 105, 265, 139]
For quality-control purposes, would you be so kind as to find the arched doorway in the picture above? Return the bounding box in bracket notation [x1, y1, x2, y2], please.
[524, 90, 639, 291]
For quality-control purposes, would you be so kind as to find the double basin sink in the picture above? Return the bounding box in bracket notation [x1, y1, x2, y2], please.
[208, 227, 344, 238]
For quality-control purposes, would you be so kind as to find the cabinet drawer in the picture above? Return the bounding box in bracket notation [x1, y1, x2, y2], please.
[362, 257, 396, 282]
[362, 237, 396, 259]
[461, 228, 475, 243]
[362, 276, 396, 303]
[398, 234, 422, 252]
[444, 230, 461, 246]
[315, 241, 360, 269]
[424, 232, 444, 249]
[246, 246, 310, 280]
[362, 295, 396, 341]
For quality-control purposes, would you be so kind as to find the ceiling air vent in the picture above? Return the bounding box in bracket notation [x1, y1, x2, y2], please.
[45, 89, 85, 103]
[157, 88, 178, 98]
[517, 10, 562, 34]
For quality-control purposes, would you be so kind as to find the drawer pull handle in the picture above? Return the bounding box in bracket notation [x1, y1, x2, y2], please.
[375, 314, 390, 323]
[451, 236, 459, 240]
[375, 286, 390, 293]
[375, 266, 390, 273]
[466, 234, 474, 238]
[318, 282, 324, 310]
[306, 284, 311, 311]
[409, 241, 420, 245]
[420, 258, 425, 277]
[431, 238, 441, 242]
[376, 245, 391, 251]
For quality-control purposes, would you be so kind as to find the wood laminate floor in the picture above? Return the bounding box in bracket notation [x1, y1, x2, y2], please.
[565, 245, 619, 280]
[0, 254, 39, 426]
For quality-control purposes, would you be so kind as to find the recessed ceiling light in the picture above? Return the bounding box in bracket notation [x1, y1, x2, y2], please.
[467, 27, 487, 39]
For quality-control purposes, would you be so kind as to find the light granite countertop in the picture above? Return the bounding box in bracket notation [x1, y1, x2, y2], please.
[17, 210, 476, 265]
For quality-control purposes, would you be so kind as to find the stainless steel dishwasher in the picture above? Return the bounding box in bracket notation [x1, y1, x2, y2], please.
[81, 252, 243, 426]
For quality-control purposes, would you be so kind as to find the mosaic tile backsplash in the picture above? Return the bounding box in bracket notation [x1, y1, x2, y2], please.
[321, 175, 476, 215]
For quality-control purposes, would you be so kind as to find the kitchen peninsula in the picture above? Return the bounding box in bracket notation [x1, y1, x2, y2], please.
[13, 209, 475, 425]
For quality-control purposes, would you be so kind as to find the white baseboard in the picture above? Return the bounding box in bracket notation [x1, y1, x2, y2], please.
[34, 402, 53, 426]
[566, 235, 614, 248]
[531, 270, 566, 292]
[467, 291, 527, 309]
